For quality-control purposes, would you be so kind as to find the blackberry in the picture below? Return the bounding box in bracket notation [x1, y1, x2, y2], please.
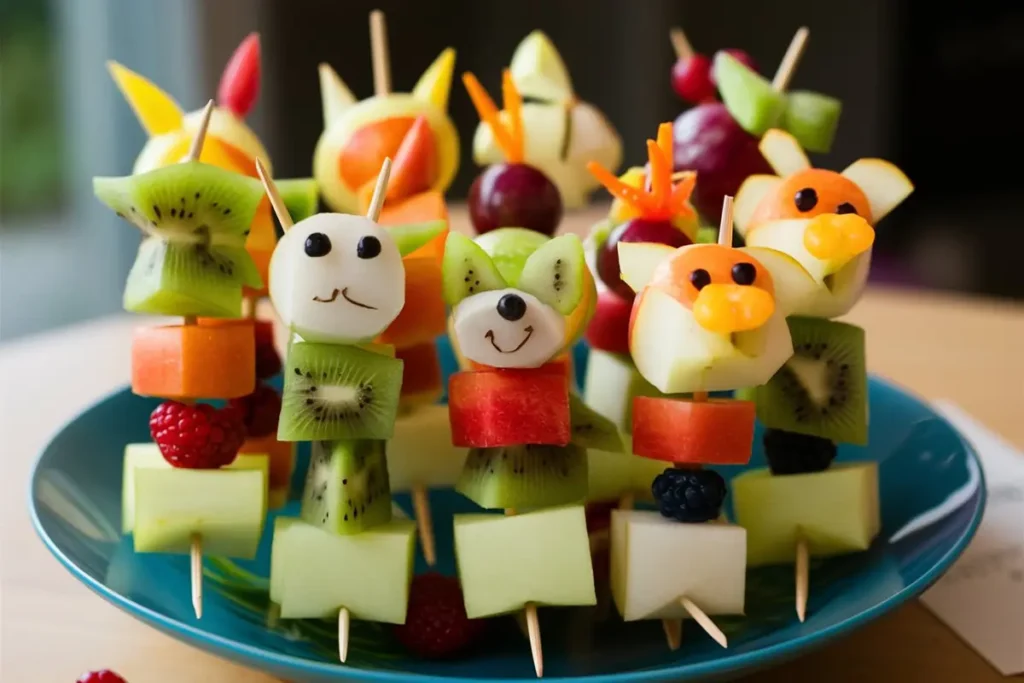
[763, 428, 837, 475]
[651, 468, 727, 523]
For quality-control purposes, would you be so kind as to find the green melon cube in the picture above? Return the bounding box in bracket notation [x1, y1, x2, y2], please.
[454, 505, 596, 619]
[587, 437, 667, 502]
[133, 461, 268, 558]
[122, 443, 269, 533]
[271, 517, 416, 623]
[714, 52, 787, 137]
[781, 91, 842, 153]
[583, 349, 662, 434]
[610, 510, 746, 621]
[387, 404, 468, 492]
[732, 463, 880, 566]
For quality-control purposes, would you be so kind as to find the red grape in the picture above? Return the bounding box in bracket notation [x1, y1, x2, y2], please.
[468, 163, 562, 236]
[597, 219, 691, 300]
[670, 54, 715, 104]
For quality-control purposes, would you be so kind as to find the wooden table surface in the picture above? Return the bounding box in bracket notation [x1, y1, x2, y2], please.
[3, 209, 1023, 682]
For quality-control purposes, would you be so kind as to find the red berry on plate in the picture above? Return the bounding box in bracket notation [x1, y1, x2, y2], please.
[394, 573, 485, 659]
[77, 671, 126, 683]
[228, 383, 282, 438]
[671, 54, 715, 104]
[253, 320, 281, 379]
[149, 401, 246, 469]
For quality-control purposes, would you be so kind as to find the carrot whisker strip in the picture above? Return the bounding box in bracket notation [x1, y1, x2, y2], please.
[647, 139, 671, 213]
[501, 69, 525, 163]
[462, 73, 517, 162]
[587, 161, 656, 214]
[670, 172, 698, 214]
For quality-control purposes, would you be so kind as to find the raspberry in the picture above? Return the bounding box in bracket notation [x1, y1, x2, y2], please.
[77, 671, 126, 683]
[393, 573, 485, 659]
[652, 468, 726, 523]
[228, 383, 282, 437]
[254, 321, 281, 379]
[763, 428, 837, 475]
[149, 401, 246, 469]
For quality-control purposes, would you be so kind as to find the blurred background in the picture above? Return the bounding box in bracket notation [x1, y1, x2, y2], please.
[1, 0, 1022, 341]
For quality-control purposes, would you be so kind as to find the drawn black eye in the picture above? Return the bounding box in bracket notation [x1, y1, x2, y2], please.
[690, 269, 711, 290]
[357, 235, 382, 259]
[304, 232, 331, 257]
[731, 262, 757, 285]
[794, 188, 818, 212]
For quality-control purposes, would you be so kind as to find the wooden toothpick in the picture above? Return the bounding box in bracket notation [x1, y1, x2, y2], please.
[370, 10, 391, 97]
[254, 158, 295, 232]
[796, 534, 810, 622]
[679, 596, 728, 648]
[662, 618, 683, 651]
[718, 195, 735, 247]
[185, 99, 215, 163]
[190, 533, 203, 619]
[525, 602, 543, 678]
[338, 606, 351, 662]
[771, 26, 809, 92]
[365, 157, 392, 222]
[410, 484, 437, 566]
[618, 492, 635, 511]
[669, 27, 694, 61]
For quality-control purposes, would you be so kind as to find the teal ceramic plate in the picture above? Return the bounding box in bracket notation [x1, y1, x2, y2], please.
[31, 341, 984, 682]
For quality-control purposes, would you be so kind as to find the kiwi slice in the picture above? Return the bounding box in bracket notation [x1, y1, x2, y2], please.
[569, 394, 624, 452]
[456, 443, 588, 509]
[300, 439, 392, 535]
[517, 234, 586, 315]
[94, 162, 264, 317]
[442, 232, 508, 307]
[753, 317, 868, 445]
[714, 52, 786, 138]
[278, 341, 404, 442]
[782, 91, 842, 154]
[277, 178, 319, 223]
[474, 227, 551, 285]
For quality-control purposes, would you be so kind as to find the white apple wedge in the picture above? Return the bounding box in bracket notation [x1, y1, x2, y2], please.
[734, 175, 783, 237]
[841, 158, 915, 223]
[740, 245, 868, 319]
[759, 129, 811, 177]
[617, 242, 676, 293]
[509, 30, 575, 104]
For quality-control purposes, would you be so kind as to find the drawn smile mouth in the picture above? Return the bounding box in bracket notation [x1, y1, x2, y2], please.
[485, 326, 534, 354]
[312, 287, 377, 310]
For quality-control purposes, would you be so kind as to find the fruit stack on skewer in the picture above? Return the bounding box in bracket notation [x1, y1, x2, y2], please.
[109, 34, 320, 509]
[260, 156, 446, 662]
[96, 102, 270, 620]
[729, 126, 914, 620]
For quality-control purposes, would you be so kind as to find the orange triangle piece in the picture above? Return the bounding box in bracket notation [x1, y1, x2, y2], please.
[387, 116, 437, 201]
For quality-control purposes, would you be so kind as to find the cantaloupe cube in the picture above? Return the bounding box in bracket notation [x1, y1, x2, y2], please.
[133, 461, 268, 559]
[122, 443, 268, 533]
[454, 506, 596, 619]
[271, 517, 416, 624]
[386, 404, 468, 492]
[610, 510, 746, 621]
[732, 463, 880, 566]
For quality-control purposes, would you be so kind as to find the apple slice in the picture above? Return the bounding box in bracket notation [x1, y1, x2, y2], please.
[713, 52, 787, 138]
[737, 246, 820, 315]
[617, 242, 676, 293]
[587, 436, 668, 503]
[841, 158, 914, 223]
[509, 30, 575, 103]
[472, 103, 568, 166]
[758, 129, 811, 177]
[781, 91, 842, 154]
[582, 348, 662, 433]
[733, 175, 783, 237]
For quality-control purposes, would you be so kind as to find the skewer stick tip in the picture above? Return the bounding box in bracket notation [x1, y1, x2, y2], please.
[679, 596, 728, 648]
[190, 533, 203, 619]
[410, 484, 437, 567]
[185, 99, 215, 163]
[796, 536, 810, 623]
[662, 618, 683, 651]
[718, 195, 735, 247]
[338, 607, 351, 662]
[365, 157, 392, 222]
[255, 158, 295, 231]
[669, 27, 694, 61]
[525, 602, 543, 677]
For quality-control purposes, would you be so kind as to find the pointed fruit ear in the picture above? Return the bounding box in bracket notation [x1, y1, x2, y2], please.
[412, 48, 456, 112]
[318, 63, 357, 125]
[107, 61, 184, 136]
[442, 232, 507, 307]
[218, 32, 261, 118]
[841, 158, 914, 224]
[518, 234, 586, 315]
[617, 242, 676, 293]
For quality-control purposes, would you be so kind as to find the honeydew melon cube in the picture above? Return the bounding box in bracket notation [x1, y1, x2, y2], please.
[583, 349, 661, 433]
[272, 517, 415, 623]
[386, 404, 468, 492]
[454, 505, 596, 618]
[587, 437, 667, 502]
[732, 464, 880, 566]
[133, 461, 268, 558]
[610, 510, 746, 621]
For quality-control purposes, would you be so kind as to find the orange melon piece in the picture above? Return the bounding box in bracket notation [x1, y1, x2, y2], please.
[377, 254, 447, 348]
[396, 342, 443, 407]
[239, 434, 295, 509]
[339, 116, 417, 191]
[131, 323, 255, 400]
[631, 396, 755, 465]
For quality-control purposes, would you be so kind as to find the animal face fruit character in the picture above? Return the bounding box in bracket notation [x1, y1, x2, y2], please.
[442, 231, 591, 369]
[472, 31, 622, 209]
[270, 213, 444, 345]
[313, 50, 459, 218]
[618, 239, 817, 394]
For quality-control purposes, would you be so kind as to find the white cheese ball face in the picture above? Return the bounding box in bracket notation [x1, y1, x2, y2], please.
[452, 288, 566, 369]
[269, 213, 405, 344]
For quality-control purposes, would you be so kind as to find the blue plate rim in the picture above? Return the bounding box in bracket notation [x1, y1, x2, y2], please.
[29, 375, 987, 683]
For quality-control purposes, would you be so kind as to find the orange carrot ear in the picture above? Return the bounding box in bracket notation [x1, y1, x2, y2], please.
[656, 122, 673, 165]
[646, 139, 671, 212]
[670, 172, 697, 215]
[462, 72, 517, 162]
[501, 69, 525, 163]
[587, 161, 656, 215]
[218, 32, 261, 118]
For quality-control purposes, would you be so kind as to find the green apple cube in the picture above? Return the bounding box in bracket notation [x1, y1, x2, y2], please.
[386, 404, 468, 491]
[732, 463, 880, 566]
[454, 505, 596, 619]
[610, 510, 746, 621]
[271, 517, 415, 623]
[122, 443, 269, 533]
[583, 349, 661, 434]
[713, 52, 786, 137]
[781, 91, 842, 154]
[587, 437, 667, 503]
[133, 462, 268, 558]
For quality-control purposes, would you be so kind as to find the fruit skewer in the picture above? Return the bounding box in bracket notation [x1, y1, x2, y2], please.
[96, 100, 272, 620]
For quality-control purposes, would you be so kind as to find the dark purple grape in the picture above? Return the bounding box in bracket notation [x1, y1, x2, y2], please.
[468, 163, 562, 236]
[597, 218, 692, 300]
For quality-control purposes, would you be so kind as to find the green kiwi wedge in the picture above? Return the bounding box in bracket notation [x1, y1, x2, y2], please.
[278, 341, 404, 442]
[456, 443, 588, 509]
[301, 439, 392, 535]
[442, 232, 508, 307]
[569, 393, 624, 452]
[474, 227, 550, 284]
[752, 316, 868, 445]
[517, 233, 586, 315]
[277, 178, 320, 224]
[94, 162, 264, 317]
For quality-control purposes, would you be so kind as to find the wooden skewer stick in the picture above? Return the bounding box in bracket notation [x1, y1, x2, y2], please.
[617, 492, 635, 511]
[525, 601, 543, 678]
[338, 606, 351, 662]
[365, 157, 392, 222]
[771, 26, 809, 93]
[718, 195, 735, 247]
[669, 27, 694, 61]
[795, 533, 809, 622]
[185, 99, 215, 163]
[370, 10, 391, 97]
[410, 484, 437, 566]
[679, 596, 728, 648]
[190, 533, 203, 619]
[255, 159, 295, 232]
[662, 617, 683, 651]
